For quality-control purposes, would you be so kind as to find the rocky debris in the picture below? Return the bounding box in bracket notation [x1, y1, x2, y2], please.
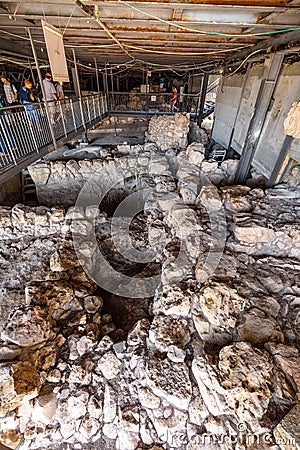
[1, 306, 51, 347]
[0, 361, 40, 417]
[0, 130, 300, 449]
[188, 122, 209, 147]
[145, 113, 190, 151]
[285, 164, 300, 188]
[274, 403, 300, 450]
[192, 283, 245, 345]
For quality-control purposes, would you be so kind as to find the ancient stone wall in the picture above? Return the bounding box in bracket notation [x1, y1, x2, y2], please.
[0, 175, 299, 449]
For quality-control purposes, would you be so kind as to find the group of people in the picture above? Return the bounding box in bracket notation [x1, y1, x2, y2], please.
[0, 72, 64, 108]
[0, 72, 65, 155]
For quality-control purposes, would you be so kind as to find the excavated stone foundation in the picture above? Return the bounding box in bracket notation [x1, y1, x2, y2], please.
[0, 115, 299, 450]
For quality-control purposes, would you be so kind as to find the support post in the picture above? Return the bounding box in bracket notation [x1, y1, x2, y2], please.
[234, 53, 284, 184]
[267, 135, 293, 187]
[146, 64, 149, 113]
[28, 58, 36, 85]
[197, 73, 209, 126]
[72, 48, 82, 99]
[72, 48, 86, 132]
[94, 58, 100, 92]
[104, 63, 109, 108]
[110, 67, 114, 108]
[227, 64, 251, 151]
[27, 27, 58, 152]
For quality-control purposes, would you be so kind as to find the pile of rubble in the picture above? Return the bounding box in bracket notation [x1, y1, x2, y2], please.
[0, 179, 299, 450]
[28, 114, 244, 208]
[0, 114, 299, 449]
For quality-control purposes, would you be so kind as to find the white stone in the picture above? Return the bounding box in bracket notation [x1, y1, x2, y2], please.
[148, 315, 190, 352]
[138, 387, 161, 410]
[67, 391, 89, 419]
[144, 358, 192, 410]
[192, 356, 228, 416]
[97, 351, 122, 380]
[103, 384, 117, 423]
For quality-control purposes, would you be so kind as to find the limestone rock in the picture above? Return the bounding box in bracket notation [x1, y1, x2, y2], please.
[84, 295, 103, 313]
[218, 342, 273, 429]
[192, 356, 228, 416]
[26, 280, 83, 321]
[145, 113, 190, 151]
[144, 358, 192, 410]
[103, 384, 117, 423]
[97, 351, 122, 380]
[138, 386, 161, 410]
[1, 306, 51, 347]
[67, 391, 89, 419]
[152, 283, 192, 317]
[237, 308, 284, 344]
[192, 283, 245, 344]
[31, 386, 57, 425]
[148, 315, 190, 352]
[0, 362, 40, 417]
[274, 403, 300, 450]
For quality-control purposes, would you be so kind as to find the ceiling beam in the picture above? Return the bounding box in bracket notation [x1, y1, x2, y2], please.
[223, 28, 300, 66]
[83, 0, 300, 9]
[2, 0, 299, 11]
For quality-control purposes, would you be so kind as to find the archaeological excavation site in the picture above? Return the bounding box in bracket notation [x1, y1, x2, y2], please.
[0, 1, 299, 450]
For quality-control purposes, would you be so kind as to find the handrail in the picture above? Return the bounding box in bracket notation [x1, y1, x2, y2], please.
[0, 93, 108, 184]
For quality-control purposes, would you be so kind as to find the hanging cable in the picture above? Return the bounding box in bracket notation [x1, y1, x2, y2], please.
[124, 43, 251, 55]
[73, 0, 135, 63]
[62, 6, 76, 35]
[225, 49, 263, 77]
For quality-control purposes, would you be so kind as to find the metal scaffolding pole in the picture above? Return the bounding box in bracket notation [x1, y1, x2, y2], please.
[72, 48, 86, 132]
[94, 58, 100, 92]
[27, 27, 58, 152]
[197, 73, 209, 126]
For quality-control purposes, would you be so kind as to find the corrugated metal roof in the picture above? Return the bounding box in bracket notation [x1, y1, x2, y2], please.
[0, 0, 299, 71]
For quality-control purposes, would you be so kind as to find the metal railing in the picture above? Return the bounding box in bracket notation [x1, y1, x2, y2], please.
[108, 91, 200, 114]
[0, 93, 108, 174]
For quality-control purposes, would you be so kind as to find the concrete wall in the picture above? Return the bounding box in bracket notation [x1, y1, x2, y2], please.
[212, 73, 244, 148]
[253, 61, 300, 177]
[230, 65, 264, 153]
[212, 59, 300, 179]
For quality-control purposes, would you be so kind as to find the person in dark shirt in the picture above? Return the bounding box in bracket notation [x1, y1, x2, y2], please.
[19, 79, 40, 128]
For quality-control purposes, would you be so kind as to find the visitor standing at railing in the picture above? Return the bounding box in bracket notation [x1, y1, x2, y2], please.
[56, 82, 65, 100]
[42, 72, 57, 124]
[19, 79, 40, 129]
[171, 87, 178, 112]
[0, 74, 19, 107]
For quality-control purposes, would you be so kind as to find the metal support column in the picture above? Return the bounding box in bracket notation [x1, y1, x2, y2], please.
[104, 63, 109, 108]
[234, 53, 284, 184]
[110, 67, 114, 108]
[267, 135, 293, 187]
[197, 73, 209, 126]
[94, 58, 100, 92]
[27, 27, 58, 152]
[72, 48, 86, 132]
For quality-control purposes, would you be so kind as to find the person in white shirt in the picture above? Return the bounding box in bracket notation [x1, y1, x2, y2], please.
[42, 72, 57, 124]
[56, 82, 64, 100]
[42, 73, 57, 102]
[0, 75, 18, 106]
